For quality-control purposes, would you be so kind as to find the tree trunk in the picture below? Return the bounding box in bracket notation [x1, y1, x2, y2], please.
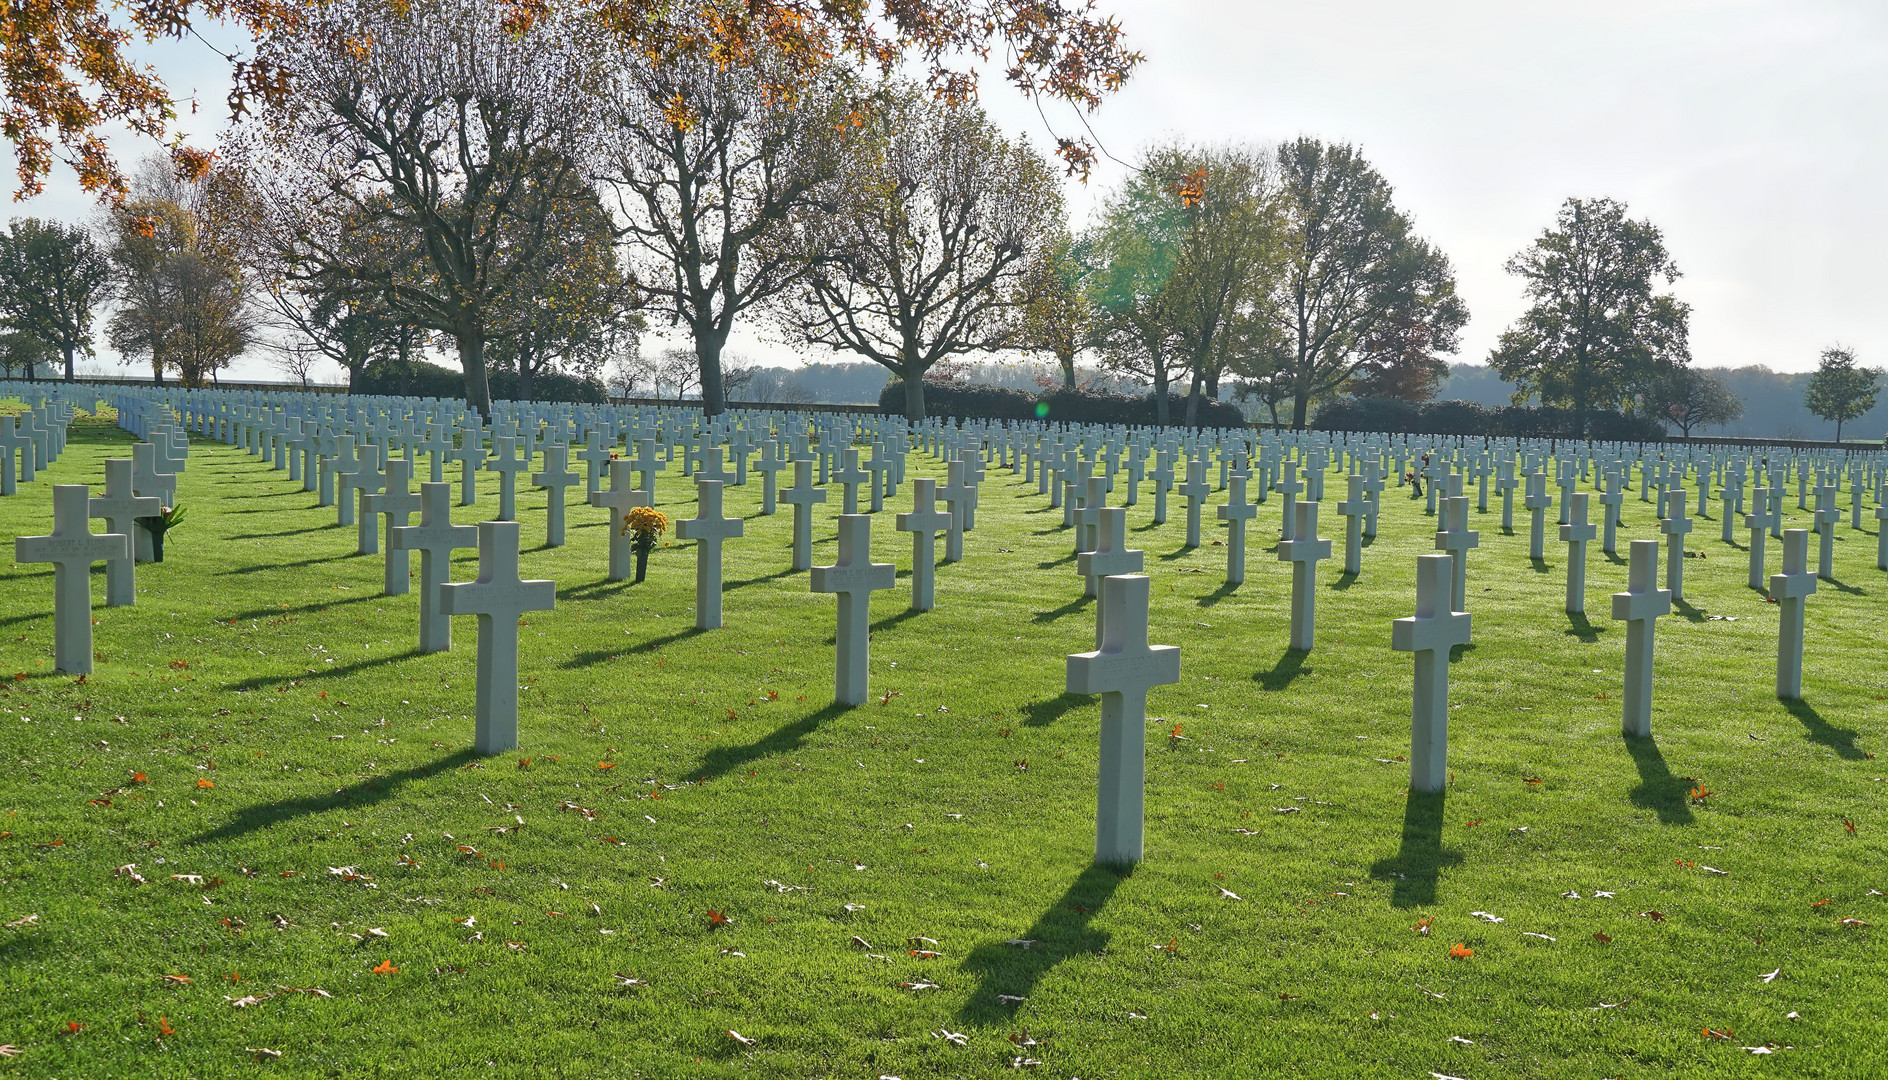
[903, 375, 927, 422]
[516, 346, 534, 405]
[696, 328, 729, 417]
[1152, 365, 1170, 427]
[1184, 368, 1203, 429]
[61, 342, 75, 381]
[1292, 390, 1311, 431]
[1058, 348, 1076, 389]
[457, 327, 492, 417]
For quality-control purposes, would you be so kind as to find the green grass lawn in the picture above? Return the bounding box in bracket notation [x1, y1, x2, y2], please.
[1, 409, 1884, 1078]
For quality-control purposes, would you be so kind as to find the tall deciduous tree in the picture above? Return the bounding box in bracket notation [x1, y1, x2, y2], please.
[1489, 197, 1688, 438]
[1646, 365, 1743, 437]
[105, 197, 257, 387]
[1246, 138, 1465, 430]
[1084, 181, 1189, 425]
[779, 89, 1062, 421]
[1803, 345, 1881, 443]
[244, 0, 612, 415]
[0, 218, 114, 381]
[603, 44, 851, 416]
[1017, 228, 1091, 389]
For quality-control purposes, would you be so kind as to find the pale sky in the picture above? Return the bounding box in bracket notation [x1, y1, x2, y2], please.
[5, 0, 1882, 382]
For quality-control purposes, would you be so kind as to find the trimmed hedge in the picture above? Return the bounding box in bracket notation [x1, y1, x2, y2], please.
[1312, 397, 1666, 441]
[351, 360, 606, 404]
[353, 358, 464, 399]
[880, 380, 1247, 428]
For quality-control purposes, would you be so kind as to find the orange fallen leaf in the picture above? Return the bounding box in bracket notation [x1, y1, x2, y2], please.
[196, 778, 214, 789]
[130, 772, 146, 784]
[597, 762, 615, 771]
[157, 1016, 174, 1037]
[162, 974, 190, 985]
[1413, 917, 1433, 936]
[1703, 1027, 1733, 1040]
[1449, 943, 1473, 958]
[707, 908, 731, 929]
[1844, 818, 1857, 834]
[62, 1022, 83, 1034]
[372, 960, 398, 974]
[1593, 932, 1613, 944]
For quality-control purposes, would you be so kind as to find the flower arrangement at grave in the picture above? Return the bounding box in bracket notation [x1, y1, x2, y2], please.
[622, 506, 669, 583]
[135, 504, 187, 562]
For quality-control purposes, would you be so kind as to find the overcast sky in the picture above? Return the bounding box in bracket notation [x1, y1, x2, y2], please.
[5, 0, 1881, 381]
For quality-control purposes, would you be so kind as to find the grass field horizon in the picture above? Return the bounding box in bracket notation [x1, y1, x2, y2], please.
[2, 409, 1885, 1078]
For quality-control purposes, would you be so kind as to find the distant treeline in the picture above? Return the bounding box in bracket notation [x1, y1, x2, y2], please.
[1312, 397, 1666, 441]
[1434, 364, 1888, 443]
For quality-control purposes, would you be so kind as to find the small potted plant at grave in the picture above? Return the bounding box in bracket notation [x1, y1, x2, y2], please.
[136, 504, 186, 563]
[622, 506, 669, 584]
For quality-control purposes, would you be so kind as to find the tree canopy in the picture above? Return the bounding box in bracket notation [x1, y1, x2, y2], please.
[1803, 345, 1881, 443]
[1489, 196, 1689, 438]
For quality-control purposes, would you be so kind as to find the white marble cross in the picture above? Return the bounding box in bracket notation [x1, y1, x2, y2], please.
[1559, 491, 1597, 614]
[349, 444, 387, 552]
[15, 485, 129, 674]
[676, 476, 744, 629]
[0, 416, 30, 494]
[389, 483, 479, 652]
[87, 459, 158, 607]
[754, 440, 785, 515]
[363, 458, 422, 593]
[1276, 459, 1304, 541]
[1813, 482, 1840, 580]
[1523, 471, 1550, 560]
[1660, 489, 1693, 602]
[1598, 471, 1625, 555]
[1744, 488, 1774, 591]
[1876, 500, 1888, 572]
[1066, 573, 1180, 865]
[1179, 460, 1210, 549]
[781, 459, 827, 572]
[439, 520, 555, 754]
[589, 459, 650, 582]
[1495, 459, 1518, 532]
[454, 428, 487, 506]
[1278, 500, 1332, 650]
[1217, 468, 1257, 586]
[810, 514, 896, 705]
[895, 477, 952, 611]
[576, 431, 612, 497]
[833, 448, 871, 515]
[631, 438, 665, 501]
[1150, 450, 1174, 525]
[531, 443, 581, 548]
[1078, 507, 1145, 645]
[1434, 494, 1478, 615]
[1392, 553, 1471, 794]
[1769, 528, 1816, 700]
[939, 462, 974, 564]
[486, 437, 530, 522]
[1611, 538, 1671, 737]
[1337, 475, 1366, 575]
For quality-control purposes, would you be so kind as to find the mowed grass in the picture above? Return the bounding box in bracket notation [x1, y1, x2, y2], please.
[1, 407, 1885, 1079]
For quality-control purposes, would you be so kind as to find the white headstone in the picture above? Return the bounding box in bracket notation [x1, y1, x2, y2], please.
[439, 520, 555, 754]
[810, 514, 895, 705]
[589, 459, 651, 582]
[1661, 489, 1692, 602]
[1559, 492, 1597, 614]
[1217, 469, 1257, 586]
[676, 477, 744, 629]
[388, 483, 478, 652]
[1066, 574, 1180, 864]
[1769, 528, 1816, 700]
[1610, 538, 1671, 737]
[895, 477, 952, 611]
[1392, 553, 1471, 794]
[780, 459, 827, 572]
[531, 443, 581, 548]
[15, 486, 130, 673]
[87, 460, 158, 607]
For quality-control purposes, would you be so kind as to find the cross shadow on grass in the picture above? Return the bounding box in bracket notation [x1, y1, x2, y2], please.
[224, 646, 428, 691]
[1824, 577, 1868, 597]
[1157, 545, 1197, 562]
[1196, 581, 1239, 607]
[185, 748, 481, 846]
[556, 577, 635, 602]
[564, 625, 705, 668]
[1528, 557, 1551, 574]
[224, 552, 355, 576]
[1624, 735, 1694, 824]
[1672, 598, 1709, 623]
[1782, 698, 1866, 759]
[1367, 792, 1460, 908]
[692, 702, 850, 783]
[222, 591, 383, 623]
[1033, 594, 1093, 624]
[1565, 612, 1604, 643]
[1036, 552, 1076, 569]
[725, 566, 800, 591]
[1133, 519, 1163, 533]
[870, 607, 924, 634]
[955, 863, 1128, 1025]
[226, 523, 338, 540]
[1022, 692, 1087, 727]
[1255, 649, 1310, 692]
[1329, 571, 1359, 592]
